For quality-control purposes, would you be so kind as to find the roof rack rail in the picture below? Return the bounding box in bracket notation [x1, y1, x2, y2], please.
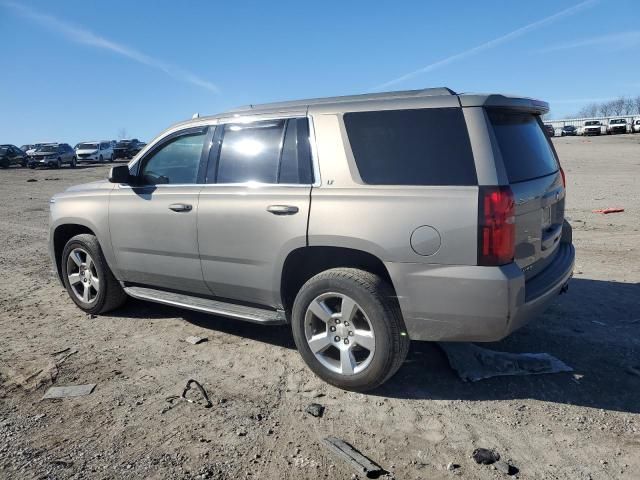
[226, 87, 457, 114]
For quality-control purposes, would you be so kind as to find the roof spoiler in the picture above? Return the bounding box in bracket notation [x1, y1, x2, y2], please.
[459, 94, 549, 115]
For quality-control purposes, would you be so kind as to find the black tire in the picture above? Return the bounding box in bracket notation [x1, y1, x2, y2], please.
[61, 233, 127, 314]
[291, 268, 410, 392]
[99, 155, 103, 163]
[0, 159, 8, 169]
[55, 158, 62, 169]
[70, 157, 77, 169]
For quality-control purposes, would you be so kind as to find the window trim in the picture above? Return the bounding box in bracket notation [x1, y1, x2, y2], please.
[130, 126, 212, 187]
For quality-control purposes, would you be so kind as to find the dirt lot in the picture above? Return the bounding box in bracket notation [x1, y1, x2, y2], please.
[1, 134, 639, 480]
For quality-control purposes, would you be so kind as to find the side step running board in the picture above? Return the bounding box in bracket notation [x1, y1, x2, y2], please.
[123, 286, 287, 325]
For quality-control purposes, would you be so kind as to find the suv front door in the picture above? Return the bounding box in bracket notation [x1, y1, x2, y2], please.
[109, 126, 212, 294]
[198, 116, 314, 307]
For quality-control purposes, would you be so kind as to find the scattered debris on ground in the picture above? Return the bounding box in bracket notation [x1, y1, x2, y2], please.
[472, 448, 500, 465]
[26, 178, 37, 182]
[305, 403, 325, 418]
[592, 207, 624, 214]
[322, 436, 385, 478]
[184, 335, 208, 345]
[494, 460, 518, 475]
[42, 384, 96, 399]
[180, 379, 213, 408]
[439, 343, 573, 382]
[446, 462, 459, 471]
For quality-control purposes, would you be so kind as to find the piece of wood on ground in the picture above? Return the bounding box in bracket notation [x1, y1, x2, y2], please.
[185, 336, 207, 345]
[42, 384, 96, 400]
[321, 436, 385, 478]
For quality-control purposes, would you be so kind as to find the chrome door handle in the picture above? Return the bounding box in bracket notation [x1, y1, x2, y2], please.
[267, 205, 299, 215]
[168, 203, 192, 212]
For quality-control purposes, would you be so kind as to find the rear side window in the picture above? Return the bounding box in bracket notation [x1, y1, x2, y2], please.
[214, 118, 313, 184]
[488, 110, 559, 183]
[343, 108, 477, 186]
[217, 120, 285, 183]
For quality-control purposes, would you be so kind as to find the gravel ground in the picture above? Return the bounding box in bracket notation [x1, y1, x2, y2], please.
[1, 135, 639, 480]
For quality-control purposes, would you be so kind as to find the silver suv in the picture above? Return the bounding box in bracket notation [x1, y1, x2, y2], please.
[49, 88, 575, 391]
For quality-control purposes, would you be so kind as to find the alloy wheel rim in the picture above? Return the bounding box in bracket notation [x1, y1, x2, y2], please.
[304, 292, 375, 376]
[66, 248, 99, 304]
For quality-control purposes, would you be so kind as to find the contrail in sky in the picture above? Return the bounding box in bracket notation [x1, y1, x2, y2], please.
[2, 1, 219, 93]
[371, 0, 599, 91]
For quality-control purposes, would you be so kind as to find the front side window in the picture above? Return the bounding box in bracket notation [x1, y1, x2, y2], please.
[139, 130, 206, 185]
[344, 108, 477, 186]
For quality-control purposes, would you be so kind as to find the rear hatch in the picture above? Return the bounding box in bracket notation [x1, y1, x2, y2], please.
[487, 109, 565, 280]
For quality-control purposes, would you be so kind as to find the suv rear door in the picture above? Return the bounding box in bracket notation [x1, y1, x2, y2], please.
[197, 116, 314, 307]
[487, 109, 565, 279]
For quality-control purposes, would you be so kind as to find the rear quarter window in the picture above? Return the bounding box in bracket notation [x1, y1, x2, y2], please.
[343, 108, 477, 186]
[488, 110, 559, 184]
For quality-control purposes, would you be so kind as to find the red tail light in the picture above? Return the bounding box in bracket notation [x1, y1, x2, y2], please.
[559, 165, 566, 188]
[478, 186, 515, 266]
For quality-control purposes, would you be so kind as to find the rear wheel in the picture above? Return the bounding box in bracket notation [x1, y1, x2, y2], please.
[70, 157, 77, 168]
[55, 158, 62, 169]
[61, 234, 127, 314]
[291, 268, 409, 392]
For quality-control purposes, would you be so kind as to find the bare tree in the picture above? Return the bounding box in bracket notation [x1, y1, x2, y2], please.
[578, 103, 599, 118]
[609, 97, 626, 116]
[622, 97, 635, 115]
[117, 128, 128, 140]
[634, 96, 640, 115]
[599, 101, 614, 117]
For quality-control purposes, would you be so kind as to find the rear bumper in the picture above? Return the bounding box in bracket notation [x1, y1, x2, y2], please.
[387, 238, 575, 342]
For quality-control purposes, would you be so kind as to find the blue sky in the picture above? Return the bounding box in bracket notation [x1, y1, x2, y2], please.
[1, 0, 638, 146]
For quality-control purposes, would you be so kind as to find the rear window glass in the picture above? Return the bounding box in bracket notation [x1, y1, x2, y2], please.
[343, 108, 477, 186]
[488, 110, 559, 183]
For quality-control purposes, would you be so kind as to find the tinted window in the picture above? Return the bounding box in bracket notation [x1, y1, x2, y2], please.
[488, 110, 559, 184]
[216, 120, 285, 184]
[278, 118, 313, 184]
[140, 131, 206, 185]
[343, 108, 477, 186]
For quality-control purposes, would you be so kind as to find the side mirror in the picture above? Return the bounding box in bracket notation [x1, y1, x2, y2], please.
[108, 165, 132, 184]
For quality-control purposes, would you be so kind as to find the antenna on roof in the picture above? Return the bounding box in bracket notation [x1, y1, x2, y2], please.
[192, 112, 200, 119]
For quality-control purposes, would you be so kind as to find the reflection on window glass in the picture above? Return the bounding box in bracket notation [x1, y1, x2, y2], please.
[141, 132, 206, 185]
[217, 120, 285, 183]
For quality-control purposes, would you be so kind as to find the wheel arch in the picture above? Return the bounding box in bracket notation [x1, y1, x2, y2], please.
[279, 246, 395, 314]
[52, 224, 97, 282]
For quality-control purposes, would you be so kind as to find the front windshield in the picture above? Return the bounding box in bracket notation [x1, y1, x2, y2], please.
[610, 119, 625, 124]
[585, 121, 600, 126]
[36, 144, 57, 153]
[77, 143, 99, 150]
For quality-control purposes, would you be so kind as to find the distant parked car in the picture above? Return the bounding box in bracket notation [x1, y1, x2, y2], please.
[560, 125, 577, 136]
[632, 119, 640, 133]
[0, 144, 28, 168]
[580, 120, 603, 136]
[113, 139, 142, 159]
[24, 143, 48, 156]
[606, 118, 628, 135]
[28, 143, 76, 169]
[75, 141, 114, 163]
[544, 124, 555, 137]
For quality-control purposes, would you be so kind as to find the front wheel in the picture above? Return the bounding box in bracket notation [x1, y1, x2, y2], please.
[70, 157, 77, 168]
[61, 234, 127, 314]
[291, 268, 409, 392]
